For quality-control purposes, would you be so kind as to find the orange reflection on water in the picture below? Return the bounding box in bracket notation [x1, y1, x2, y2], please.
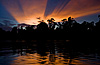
[10, 52, 99, 65]
[11, 53, 75, 65]
[0, 40, 100, 65]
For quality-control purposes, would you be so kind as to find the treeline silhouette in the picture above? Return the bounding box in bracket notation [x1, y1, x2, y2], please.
[0, 15, 100, 40]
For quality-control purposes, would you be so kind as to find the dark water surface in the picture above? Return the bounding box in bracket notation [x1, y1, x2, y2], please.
[0, 40, 100, 65]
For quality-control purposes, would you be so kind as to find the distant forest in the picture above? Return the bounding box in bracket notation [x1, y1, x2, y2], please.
[0, 15, 100, 40]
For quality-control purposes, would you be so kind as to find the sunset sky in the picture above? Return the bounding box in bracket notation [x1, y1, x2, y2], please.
[0, 0, 100, 29]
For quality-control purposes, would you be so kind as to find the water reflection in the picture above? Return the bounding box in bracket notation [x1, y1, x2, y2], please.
[0, 40, 100, 65]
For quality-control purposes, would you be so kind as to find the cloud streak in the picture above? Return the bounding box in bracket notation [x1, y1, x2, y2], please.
[0, 1, 17, 23]
[0, 0, 100, 25]
[46, 0, 100, 22]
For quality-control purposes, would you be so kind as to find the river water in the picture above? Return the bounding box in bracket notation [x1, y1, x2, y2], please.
[0, 40, 100, 65]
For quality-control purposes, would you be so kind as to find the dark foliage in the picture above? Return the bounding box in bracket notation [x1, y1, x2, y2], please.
[0, 16, 100, 40]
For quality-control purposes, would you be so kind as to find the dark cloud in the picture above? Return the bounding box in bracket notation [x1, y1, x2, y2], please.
[44, 0, 70, 17]
[76, 13, 100, 23]
[55, 0, 71, 14]
[0, 2, 17, 22]
[0, 22, 12, 31]
[0, 23, 4, 26]
[44, 0, 60, 17]
[18, 23, 30, 27]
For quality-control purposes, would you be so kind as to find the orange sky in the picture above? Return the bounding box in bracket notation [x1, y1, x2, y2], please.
[1, 0, 100, 25]
[47, 0, 100, 21]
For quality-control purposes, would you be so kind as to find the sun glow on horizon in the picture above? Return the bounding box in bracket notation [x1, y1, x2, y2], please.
[0, 0, 100, 25]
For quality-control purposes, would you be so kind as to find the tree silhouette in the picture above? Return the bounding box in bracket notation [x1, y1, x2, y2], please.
[68, 17, 74, 27]
[47, 18, 55, 29]
[61, 19, 67, 22]
[0, 15, 100, 40]
[98, 15, 100, 21]
[47, 18, 55, 23]
[37, 20, 48, 31]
